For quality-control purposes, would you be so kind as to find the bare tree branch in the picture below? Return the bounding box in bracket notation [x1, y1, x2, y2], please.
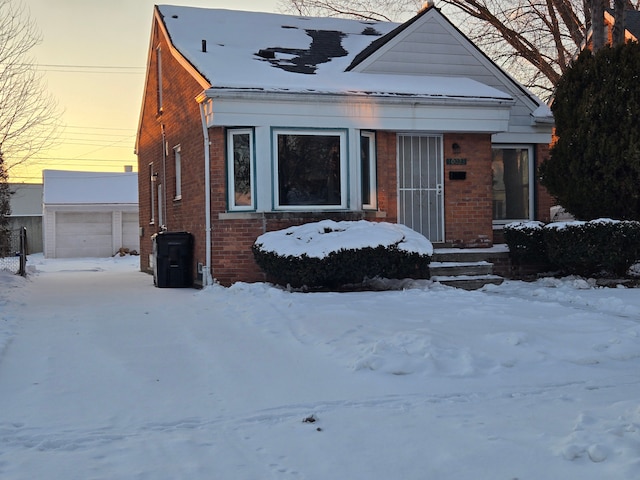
[0, 0, 61, 176]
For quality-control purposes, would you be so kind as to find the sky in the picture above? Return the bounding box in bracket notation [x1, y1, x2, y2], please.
[11, 0, 282, 183]
[2, 249, 640, 478]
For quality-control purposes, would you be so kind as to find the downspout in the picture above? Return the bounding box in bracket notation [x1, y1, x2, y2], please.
[161, 124, 167, 231]
[199, 99, 213, 286]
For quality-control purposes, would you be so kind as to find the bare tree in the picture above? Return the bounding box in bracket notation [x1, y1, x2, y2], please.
[591, 0, 606, 51]
[436, 1, 594, 99]
[0, 0, 60, 176]
[278, 0, 640, 99]
[282, 0, 420, 21]
[612, 0, 627, 44]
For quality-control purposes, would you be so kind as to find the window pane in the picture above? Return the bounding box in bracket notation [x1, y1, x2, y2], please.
[278, 134, 341, 206]
[232, 133, 252, 207]
[492, 148, 530, 220]
[361, 135, 371, 205]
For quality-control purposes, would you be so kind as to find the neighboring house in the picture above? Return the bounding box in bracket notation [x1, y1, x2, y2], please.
[582, 8, 640, 49]
[43, 170, 139, 258]
[136, 4, 555, 286]
[604, 8, 640, 43]
[8, 183, 43, 253]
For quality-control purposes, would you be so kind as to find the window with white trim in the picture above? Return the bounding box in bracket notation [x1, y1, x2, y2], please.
[360, 131, 376, 209]
[273, 129, 347, 209]
[227, 129, 255, 211]
[492, 145, 534, 222]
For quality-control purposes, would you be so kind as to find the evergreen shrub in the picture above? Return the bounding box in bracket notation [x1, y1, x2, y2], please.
[503, 221, 550, 266]
[252, 244, 431, 289]
[544, 220, 640, 277]
[540, 43, 640, 220]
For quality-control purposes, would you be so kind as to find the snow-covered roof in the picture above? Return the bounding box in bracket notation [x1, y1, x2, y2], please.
[43, 170, 138, 205]
[156, 5, 513, 102]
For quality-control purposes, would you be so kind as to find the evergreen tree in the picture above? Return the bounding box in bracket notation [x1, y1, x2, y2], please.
[540, 42, 640, 221]
[0, 150, 11, 256]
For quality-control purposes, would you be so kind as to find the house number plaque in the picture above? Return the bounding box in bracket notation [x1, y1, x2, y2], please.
[446, 158, 467, 165]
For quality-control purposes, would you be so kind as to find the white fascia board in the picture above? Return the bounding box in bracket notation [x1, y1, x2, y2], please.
[43, 204, 139, 213]
[492, 131, 553, 144]
[203, 91, 513, 133]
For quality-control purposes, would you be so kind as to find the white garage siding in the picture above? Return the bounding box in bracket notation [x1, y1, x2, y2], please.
[122, 212, 140, 253]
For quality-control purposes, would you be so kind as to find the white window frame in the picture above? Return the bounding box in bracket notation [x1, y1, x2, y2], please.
[272, 128, 348, 210]
[491, 144, 535, 224]
[173, 145, 181, 201]
[360, 131, 377, 210]
[227, 128, 255, 211]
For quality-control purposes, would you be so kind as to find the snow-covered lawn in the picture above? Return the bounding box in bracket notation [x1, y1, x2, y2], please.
[1, 254, 640, 479]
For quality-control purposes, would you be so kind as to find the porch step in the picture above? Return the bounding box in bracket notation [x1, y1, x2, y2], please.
[430, 272, 505, 291]
[429, 261, 493, 277]
[430, 249, 505, 290]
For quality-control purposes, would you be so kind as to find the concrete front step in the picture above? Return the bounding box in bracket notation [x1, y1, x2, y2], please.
[430, 248, 506, 290]
[431, 274, 504, 291]
[429, 261, 493, 277]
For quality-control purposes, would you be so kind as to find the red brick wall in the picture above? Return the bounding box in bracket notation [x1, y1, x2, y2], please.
[375, 131, 398, 222]
[210, 211, 381, 285]
[137, 18, 208, 277]
[442, 133, 494, 247]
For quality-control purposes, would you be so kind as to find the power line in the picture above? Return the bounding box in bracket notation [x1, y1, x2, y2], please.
[64, 125, 134, 131]
[41, 68, 144, 75]
[36, 63, 143, 70]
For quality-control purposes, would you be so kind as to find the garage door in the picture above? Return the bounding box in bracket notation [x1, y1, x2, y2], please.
[55, 212, 113, 258]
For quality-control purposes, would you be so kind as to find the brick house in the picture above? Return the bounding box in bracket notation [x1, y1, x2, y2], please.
[136, 4, 554, 286]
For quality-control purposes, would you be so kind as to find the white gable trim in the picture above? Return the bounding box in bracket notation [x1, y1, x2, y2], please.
[154, 7, 211, 90]
[348, 7, 552, 142]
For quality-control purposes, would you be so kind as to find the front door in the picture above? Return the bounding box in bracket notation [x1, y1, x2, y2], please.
[398, 134, 444, 243]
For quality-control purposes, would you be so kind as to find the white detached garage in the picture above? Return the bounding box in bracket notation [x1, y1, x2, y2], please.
[43, 170, 139, 258]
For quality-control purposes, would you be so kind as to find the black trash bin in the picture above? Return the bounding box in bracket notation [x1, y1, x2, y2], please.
[152, 231, 194, 288]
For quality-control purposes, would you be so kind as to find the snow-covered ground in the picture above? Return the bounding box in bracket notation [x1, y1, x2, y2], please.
[1, 254, 640, 479]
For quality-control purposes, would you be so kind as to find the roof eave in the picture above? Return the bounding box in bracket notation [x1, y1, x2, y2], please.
[201, 87, 515, 108]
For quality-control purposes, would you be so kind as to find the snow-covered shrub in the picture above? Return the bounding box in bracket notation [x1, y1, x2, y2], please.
[252, 220, 432, 288]
[503, 221, 550, 266]
[544, 219, 640, 277]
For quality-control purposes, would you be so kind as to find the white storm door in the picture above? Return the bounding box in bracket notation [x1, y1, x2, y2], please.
[398, 134, 444, 243]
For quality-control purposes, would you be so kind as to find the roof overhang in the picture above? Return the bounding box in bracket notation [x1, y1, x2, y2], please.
[197, 88, 514, 133]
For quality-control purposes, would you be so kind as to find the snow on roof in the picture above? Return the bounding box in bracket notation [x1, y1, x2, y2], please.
[43, 170, 138, 205]
[157, 6, 513, 102]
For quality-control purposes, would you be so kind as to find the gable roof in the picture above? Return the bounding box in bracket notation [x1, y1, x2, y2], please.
[43, 170, 138, 205]
[155, 5, 513, 103]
